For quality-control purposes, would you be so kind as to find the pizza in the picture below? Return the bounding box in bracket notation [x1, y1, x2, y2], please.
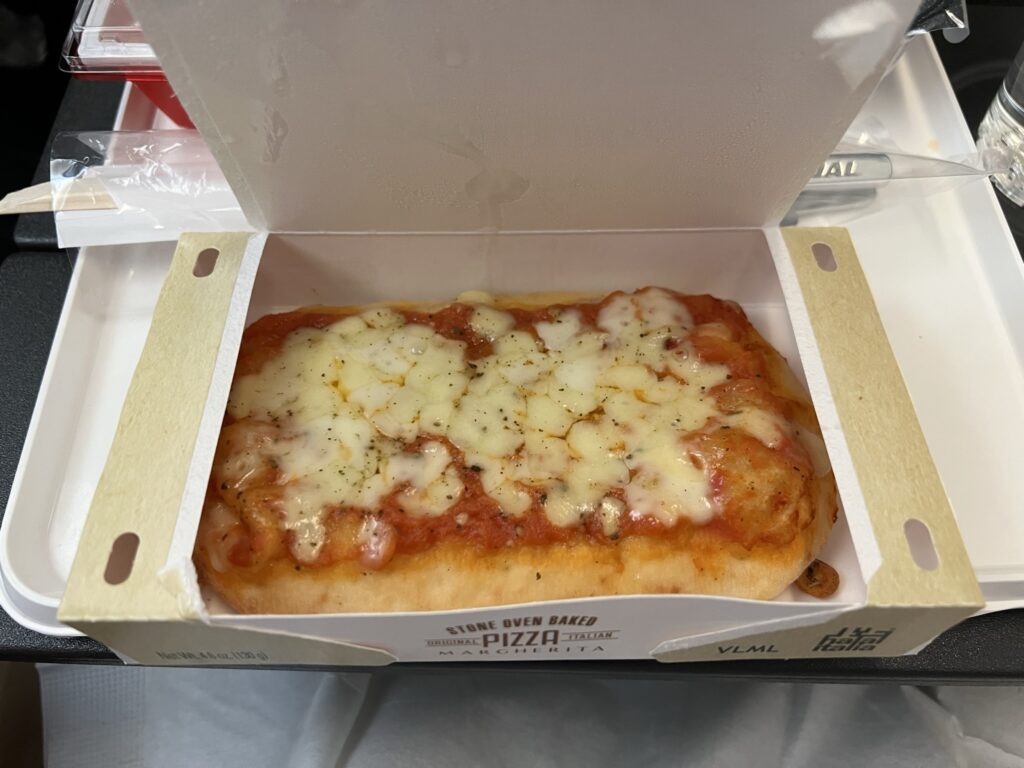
[194, 287, 838, 613]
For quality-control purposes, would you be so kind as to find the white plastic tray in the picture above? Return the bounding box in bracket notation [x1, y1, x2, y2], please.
[804, 38, 1024, 610]
[3, 36, 1023, 636]
[0, 242, 173, 635]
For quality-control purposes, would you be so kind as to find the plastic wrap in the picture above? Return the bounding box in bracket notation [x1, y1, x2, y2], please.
[50, 130, 248, 248]
[50, 127, 1004, 243]
[908, 0, 967, 39]
[786, 115, 1008, 225]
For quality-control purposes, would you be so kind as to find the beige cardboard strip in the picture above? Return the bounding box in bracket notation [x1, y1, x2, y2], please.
[782, 227, 980, 608]
[654, 227, 982, 663]
[60, 233, 254, 623]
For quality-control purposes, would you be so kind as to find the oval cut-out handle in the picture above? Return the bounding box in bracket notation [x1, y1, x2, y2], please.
[904, 519, 939, 571]
[193, 247, 220, 277]
[812, 242, 837, 272]
[103, 533, 140, 585]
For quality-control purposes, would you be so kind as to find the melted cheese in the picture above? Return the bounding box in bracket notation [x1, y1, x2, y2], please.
[228, 288, 781, 562]
[725, 409, 785, 448]
[470, 305, 516, 341]
[536, 311, 582, 350]
[598, 497, 625, 537]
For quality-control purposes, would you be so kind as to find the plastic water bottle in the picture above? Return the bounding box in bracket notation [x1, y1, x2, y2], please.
[978, 41, 1024, 206]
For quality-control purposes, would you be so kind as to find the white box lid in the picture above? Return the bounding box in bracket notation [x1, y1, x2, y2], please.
[124, 0, 919, 233]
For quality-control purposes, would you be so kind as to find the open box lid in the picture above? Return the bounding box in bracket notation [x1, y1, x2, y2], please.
[124, 0, 920, 233]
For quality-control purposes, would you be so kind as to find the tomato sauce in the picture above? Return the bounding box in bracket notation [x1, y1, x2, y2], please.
[236, 310, 347, 377]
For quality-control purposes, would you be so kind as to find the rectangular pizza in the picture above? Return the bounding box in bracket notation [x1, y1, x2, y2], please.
[194, 287, 838, 613]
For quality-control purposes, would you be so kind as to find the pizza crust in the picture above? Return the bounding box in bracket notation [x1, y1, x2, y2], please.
[195, 290, 839, 613]
[197, 476, 834, 613]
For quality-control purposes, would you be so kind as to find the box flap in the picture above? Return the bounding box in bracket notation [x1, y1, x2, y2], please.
[125, 0, 918, 233]
[58, 232, 262, 629]
[777, 228, 982, 609]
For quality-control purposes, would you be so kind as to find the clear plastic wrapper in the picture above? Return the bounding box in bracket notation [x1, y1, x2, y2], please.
[908, 0, 967, 38]
[786, 115, 1009, 225]
[50, 131, 249, 248]
[47, 120, 1009, 242]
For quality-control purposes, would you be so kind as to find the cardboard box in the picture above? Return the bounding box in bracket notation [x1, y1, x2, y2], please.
[9, 1, 1013, 664]
[56, 226, 982, 664]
